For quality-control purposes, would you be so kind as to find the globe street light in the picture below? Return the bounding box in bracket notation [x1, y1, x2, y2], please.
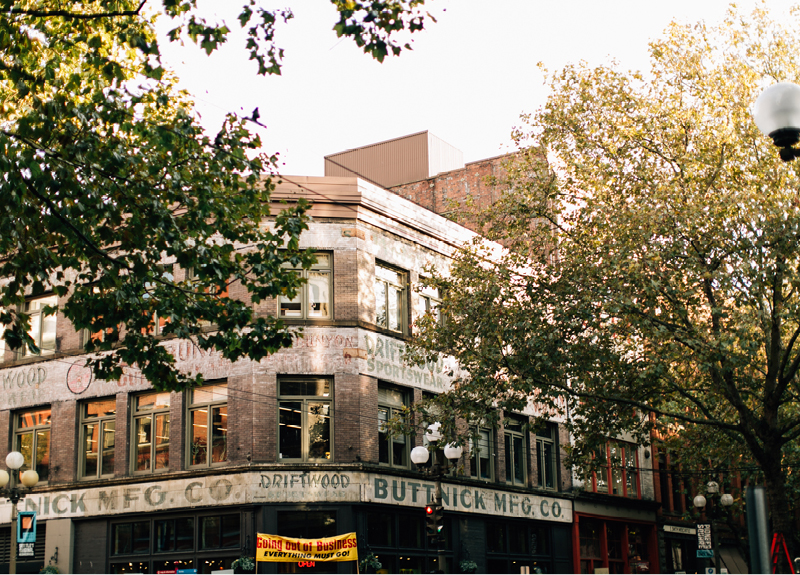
[0, 451, 40, 574]
[411, 423, 463, 573]
[753, 82, 800, 161]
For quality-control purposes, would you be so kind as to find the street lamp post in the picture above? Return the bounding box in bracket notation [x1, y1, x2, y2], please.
[0, 451, 40, 575]
[693, 481, 734, 574]
[753, 82, 800, 161]
[410, 423, 463, 574]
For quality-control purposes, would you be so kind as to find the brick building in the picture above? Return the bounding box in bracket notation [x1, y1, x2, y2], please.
[327, 133, 666, 574]
[0, 176, 576, 574]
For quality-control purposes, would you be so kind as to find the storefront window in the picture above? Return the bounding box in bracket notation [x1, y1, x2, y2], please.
[487, 519, 562, 574]
[154, 518, 194, 553]
[577, 517, 654, 574]
[109, 513, 242, 574]
[365, 510, 451, 574]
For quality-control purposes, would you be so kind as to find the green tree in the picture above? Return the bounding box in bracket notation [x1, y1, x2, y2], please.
[0, 0, 434, 392]
[408, 2, 800, 562]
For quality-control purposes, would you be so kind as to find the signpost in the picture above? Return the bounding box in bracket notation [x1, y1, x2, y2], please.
[697, 523, 714, 559]
[17, 511, 36, 559]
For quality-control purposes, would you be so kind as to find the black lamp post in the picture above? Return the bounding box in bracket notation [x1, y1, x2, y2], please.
[410, 422, 463, 574]
[753, 82, 800, 161]
[693, 481, 734, 574]
[0, 451, 40, 575]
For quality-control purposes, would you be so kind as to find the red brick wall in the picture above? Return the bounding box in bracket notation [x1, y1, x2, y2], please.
[334, 250, 359, 322]
[114, 392, 130, 477]
[51, 400, 77, 482]
[334, 374, 376, 463]
[390, 154, 512, 228]
[251, 373, 277, 463]
[168, 390, 185, 472]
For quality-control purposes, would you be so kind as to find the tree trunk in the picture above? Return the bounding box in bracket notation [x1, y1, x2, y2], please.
[762, 447, 796, 574]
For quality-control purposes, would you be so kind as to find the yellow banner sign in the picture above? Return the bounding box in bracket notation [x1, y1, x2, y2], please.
[256, 532, 358, 563]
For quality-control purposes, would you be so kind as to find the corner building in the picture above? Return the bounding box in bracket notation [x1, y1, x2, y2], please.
[0, 176, 573, 574]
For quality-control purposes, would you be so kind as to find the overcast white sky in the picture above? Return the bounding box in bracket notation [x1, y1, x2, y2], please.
[155, 0, 797, 177]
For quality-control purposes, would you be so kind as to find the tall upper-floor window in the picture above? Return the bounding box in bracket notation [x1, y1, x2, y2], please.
[81, 398, 117, 479]
[133, 391, 171, 474]
[22, 295, 58, 356]
[536, 424, 558, 490]
[375, 263, 406, 334]
[278, 378, 332, 462]
[504, 417, 527, 486]
[15, 408, 51, 483]
[280, 254, 332, 320]
[378, 384, 409, 468]
[189, 382, 228, 467]
[584, 440, 639, 498]
[415, 284, 441, 327]
[469, 428, 494, 481]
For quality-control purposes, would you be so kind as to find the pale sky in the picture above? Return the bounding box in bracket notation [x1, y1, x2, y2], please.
[155, 0, 797, 177]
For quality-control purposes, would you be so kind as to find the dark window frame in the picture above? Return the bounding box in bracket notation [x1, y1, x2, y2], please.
[79, 397, 117, 480]
[279, 252, 333, 320]
[378, 384, 410, 469]
[375, 262, 408, 334]
[14, 407, 52, 484]
[277, 377, 333, 462]
[132, 391, 171, 475]
[187, 381, 229, 468]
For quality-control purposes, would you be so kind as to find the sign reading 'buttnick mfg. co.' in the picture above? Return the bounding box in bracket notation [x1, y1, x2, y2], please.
[0, 471, 572, 525]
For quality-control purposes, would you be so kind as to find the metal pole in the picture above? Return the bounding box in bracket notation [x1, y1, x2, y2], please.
[434, 448, 446, 573]
[9, 503, 17, 575]
[712, 498, 721, 574]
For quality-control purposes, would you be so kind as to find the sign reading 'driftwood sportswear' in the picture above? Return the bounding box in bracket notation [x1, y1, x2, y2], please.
[2, 471, 571, 524]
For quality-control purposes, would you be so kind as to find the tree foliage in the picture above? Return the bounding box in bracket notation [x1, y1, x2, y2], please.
[0, 0, 434, 391]
[409, 2, 800, 549]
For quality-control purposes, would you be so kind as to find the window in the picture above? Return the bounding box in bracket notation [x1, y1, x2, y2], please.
[109, 513, 241, 575]
[415, 283, 441, 325]
[504, 417, 527, 486]
[584, 440, 640, 498]
[186, 265, 230, 329]
[279, 253, 332, 319]
[378, 385, 409, 468]
[145, 265, 176, 335]
[81, 398, 117, 479]
[278, 378, 332, 461]
[365, 510, 452, 574]
[133, 391, 171, 473]
[469, 428, 493, 480]
[536, 424, 558, 490]
[15, 408, 51, 483]
[486, 520, 555, 574]
[188, 382, 228, 467]
[22, 295, 58, 356]
[375, 263, 406, 333]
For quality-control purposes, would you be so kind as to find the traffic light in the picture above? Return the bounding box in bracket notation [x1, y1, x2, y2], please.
[425, 503, 443, 539]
